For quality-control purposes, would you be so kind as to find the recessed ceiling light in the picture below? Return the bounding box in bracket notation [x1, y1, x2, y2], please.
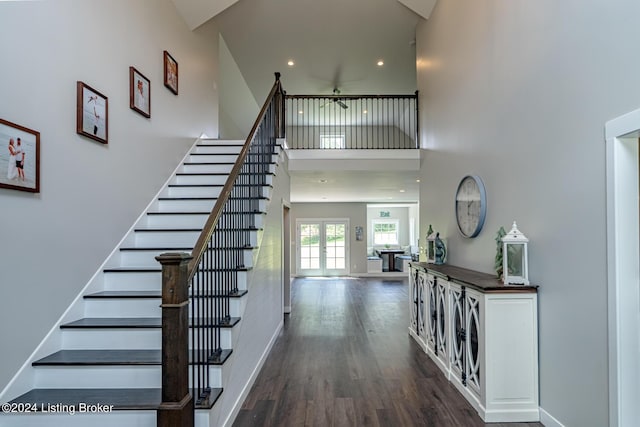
[319, 179, 327, 183]
[287, 60, 295, 67]
[298, 110, 304, 115]
[377, 60, 384, 67]
[416, 179, 421, 183]
[363, 110, 368, 114]
[399, 189, 406, 193]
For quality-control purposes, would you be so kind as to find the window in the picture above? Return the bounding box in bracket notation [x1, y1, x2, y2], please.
[373, 220, 399, 245]
[320, 134, 345, 149]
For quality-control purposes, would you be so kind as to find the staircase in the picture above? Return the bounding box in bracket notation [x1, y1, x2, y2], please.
[0, 137, 281, 427]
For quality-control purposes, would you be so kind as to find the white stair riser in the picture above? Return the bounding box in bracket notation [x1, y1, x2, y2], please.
[173, 174, 229, 186]
[164, 186, 223, 198]
[134, 231, 201, 247]
[199, 139, 245, 145]
[34, 365, 221, 389]
[142, 213, 209, 229]
[61, 329, 233, 350]
[84, 299, 160, 318]
[103, 270, 248, 291]
[35, 366, 161, 388]
[194, 145, 243, 155]
[0, 412, 157, 427]
[156, 199, 216, 211]
[85, 298, 244, 318]
[104, 272, 161, 291]
[188, 154, 238, 163]
[118, 247, 254, 268]
[181, 164, 233, 174]
[118, 250, 191, 268]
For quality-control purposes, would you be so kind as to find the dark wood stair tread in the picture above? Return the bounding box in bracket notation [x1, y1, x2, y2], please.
[103, 266, 250, 273]
[9, 387, 222, 410]
[84, 290, 248, 298]
[33, 349, 233, 366]
[60, 317, 241, 329]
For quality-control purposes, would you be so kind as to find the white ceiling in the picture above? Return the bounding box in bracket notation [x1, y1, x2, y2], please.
[288, 169, 421, 203]
[171, 0, 434, 203]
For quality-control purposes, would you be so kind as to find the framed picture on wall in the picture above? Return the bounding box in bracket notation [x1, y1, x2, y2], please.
[0, 118, 40, 193]
[129, 66, 151, 118]
[163, 50, 178, 95]
[76, 81, 108, 144]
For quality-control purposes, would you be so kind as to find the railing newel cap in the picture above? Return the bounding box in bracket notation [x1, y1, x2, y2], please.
[156, 252, 193, 264]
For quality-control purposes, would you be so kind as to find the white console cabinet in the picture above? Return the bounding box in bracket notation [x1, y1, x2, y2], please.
[408, 263, 539, 422]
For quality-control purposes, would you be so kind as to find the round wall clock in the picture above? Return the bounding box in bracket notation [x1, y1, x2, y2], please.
[455, 175, 487, 238]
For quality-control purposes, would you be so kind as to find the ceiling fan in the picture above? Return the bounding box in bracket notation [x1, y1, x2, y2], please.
[320, 88, 349, 109]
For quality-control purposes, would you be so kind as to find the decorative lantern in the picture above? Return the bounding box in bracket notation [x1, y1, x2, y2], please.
[502, 221, 529, 285]
[426, 225, 436, 263]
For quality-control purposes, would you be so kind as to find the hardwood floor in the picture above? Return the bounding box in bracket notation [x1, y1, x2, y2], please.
[233, 277, 544, 427]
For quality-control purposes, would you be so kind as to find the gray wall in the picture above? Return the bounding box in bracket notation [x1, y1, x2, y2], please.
[290, 202, 368, 274]
[0, 0, 219, 392]
[416, 1, 640, 425]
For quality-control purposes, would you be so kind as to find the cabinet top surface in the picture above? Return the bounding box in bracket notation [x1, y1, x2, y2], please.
[410, 262, 538, 293]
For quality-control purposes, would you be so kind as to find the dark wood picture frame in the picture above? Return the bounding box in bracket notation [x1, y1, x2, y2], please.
[163, 50, 178, 95]
[0, 118, 40, 193]
[76, 81, 108, 144]
[130, 66, 151, 118]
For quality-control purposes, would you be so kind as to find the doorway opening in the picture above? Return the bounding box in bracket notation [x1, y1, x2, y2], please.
[605, 110, 640, 426]
[296, 219, 349, 276]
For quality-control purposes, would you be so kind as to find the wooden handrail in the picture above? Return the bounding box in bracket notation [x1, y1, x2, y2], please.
[187, 72, 283, 278]
[286, 94, 417, 100]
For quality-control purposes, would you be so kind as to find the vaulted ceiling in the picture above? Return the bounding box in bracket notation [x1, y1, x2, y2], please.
[173, 0, 435, 98]
[171, 0, 436, 202]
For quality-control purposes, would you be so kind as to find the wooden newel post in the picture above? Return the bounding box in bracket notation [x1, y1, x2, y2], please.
[156, 252, 194, 427]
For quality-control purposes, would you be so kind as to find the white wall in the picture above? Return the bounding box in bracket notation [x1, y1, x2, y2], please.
[416, 1, 640, 425]
[218, 35, 259, 139]
[0, 0, 219, 392]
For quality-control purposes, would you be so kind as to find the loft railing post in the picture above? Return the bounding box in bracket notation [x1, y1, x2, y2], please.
[156, 252, 194, 427]
[414, 90, 420, 149]
[274, 72, 285, 139]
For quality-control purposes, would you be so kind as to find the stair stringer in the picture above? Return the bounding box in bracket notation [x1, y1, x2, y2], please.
[0, 135, 242, 406]
[198, 139, 290, 427]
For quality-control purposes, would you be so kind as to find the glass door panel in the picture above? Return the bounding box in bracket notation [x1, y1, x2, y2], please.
[297, 220, 348, 276]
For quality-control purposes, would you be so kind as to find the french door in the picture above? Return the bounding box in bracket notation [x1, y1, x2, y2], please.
[297, 220, 349, 276]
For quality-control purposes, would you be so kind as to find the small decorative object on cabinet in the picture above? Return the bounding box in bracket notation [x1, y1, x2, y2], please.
[502, 221, 529, 285]
[494, 226, 507, 280]
[434, 233, 446, 265]
[426, 225, 436, 263]
[408, 262, 539, 422]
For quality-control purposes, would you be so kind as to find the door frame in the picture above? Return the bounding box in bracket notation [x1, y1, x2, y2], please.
[605, 109, 640, 427]
[295, 218, 350, 276]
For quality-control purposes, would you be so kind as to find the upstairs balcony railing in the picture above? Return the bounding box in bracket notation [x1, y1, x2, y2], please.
[285, 92, 418, 149]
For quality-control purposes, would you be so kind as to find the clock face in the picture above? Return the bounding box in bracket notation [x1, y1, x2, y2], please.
[455, 175, 486, 238]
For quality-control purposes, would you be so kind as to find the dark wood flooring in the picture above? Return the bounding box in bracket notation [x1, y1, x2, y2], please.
[233, 277, 544, 427]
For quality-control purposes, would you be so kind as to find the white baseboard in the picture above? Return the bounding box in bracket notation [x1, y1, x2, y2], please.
[540, 407, 565, 427]
[221, 319, 284, 427]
